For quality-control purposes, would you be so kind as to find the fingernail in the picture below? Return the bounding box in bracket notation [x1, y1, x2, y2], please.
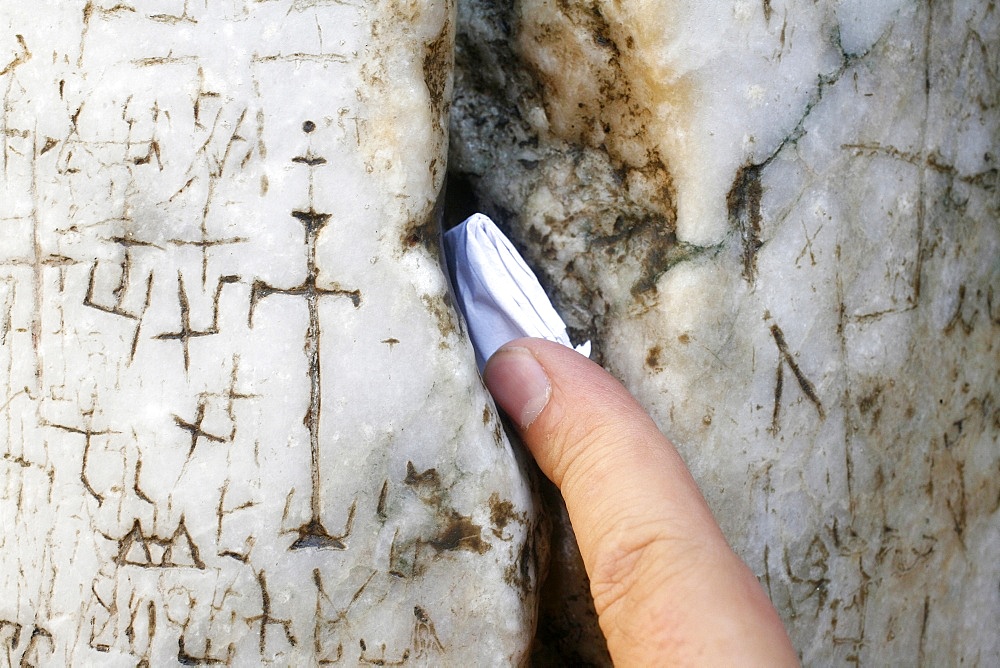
[483, 346, 552, 430]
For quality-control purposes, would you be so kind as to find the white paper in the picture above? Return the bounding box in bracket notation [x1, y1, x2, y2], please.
[444, 213, 591, 370]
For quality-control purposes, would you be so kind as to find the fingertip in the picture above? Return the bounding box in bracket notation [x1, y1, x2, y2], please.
[483, 344, 552, 430]
[483, 338, 798, 665]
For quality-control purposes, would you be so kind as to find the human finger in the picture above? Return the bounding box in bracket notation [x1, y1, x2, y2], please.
[483, 338, 798, 666]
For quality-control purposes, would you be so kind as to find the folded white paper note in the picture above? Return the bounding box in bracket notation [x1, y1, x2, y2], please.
[444, 213, 591, 370]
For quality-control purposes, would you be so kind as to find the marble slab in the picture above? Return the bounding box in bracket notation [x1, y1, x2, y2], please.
[0, 1, 540, 665]
[451, 0, 999, 664]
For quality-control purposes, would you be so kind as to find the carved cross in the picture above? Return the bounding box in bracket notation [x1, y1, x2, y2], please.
[249, 121, 361, 550]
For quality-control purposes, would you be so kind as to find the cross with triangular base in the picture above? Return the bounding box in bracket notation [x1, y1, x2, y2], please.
[249, 120, 361, 550]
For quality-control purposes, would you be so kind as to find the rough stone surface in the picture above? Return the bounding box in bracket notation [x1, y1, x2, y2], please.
[0, 1, 541, 665]
[451, 0, 1000, 664]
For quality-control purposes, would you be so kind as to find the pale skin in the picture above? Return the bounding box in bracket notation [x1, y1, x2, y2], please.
[483, 338, 800, 666]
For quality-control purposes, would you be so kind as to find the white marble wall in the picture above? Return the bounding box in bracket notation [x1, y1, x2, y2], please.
[452, 0, 999, 664]
[3, 0, 996, 664]
[0, 1, 540, 665]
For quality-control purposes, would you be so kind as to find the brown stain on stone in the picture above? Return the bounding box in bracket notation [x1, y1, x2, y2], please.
[401, 183, 446, 258]
[361, 5, 453, 273]
[488, 491, 523, 537]
[517, 1, 690, 182]
[588, 197, 681, 302]
[859, 384, 884, 426]
[645, 344, 663, 371]
[404, 460, 441, 490]
[420, 292, 459, 344]
[423, 13, 454, 127]
[507, 1, 689, 318]
[451, 1, 695, 356]
[403, 184, 461, 346]
[504, 530, 538, 598]
[403, 461, 490, 557]
[429, 512, 489, 554]
[728, 163, 764, 284]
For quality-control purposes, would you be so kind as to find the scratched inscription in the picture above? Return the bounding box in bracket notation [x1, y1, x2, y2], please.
[450, 0, 999, 663]
[0, 1, 538, 665]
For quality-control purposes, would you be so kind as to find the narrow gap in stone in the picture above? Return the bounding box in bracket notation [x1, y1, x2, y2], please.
[442, 171, 481, 232]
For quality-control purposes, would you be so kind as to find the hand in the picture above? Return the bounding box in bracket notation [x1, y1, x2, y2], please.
[484, 338, 799, 666]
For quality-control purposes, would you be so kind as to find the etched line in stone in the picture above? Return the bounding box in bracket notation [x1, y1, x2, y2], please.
[250, 572, 297, 655]
[113, 517, 206, 569]
[0, 277, 14, 346]
[124, 595, 156, 660]
[769, 323, 825, 434]
[313, 568, 377, 664]
[761, 0, 773, 23]
[87, 577, 119, 652]
[0, 34, 31, 78]
[167, 103, 252, 285]
[79, 2, 138, 68]
[83, 260, 138, 320]
[20, 626, 54, 665]
[291, 500, 357, 551]
[256, 110, 268, 160]
[359, 638, 410, 666]
[219, 355, 257, 439]
[29, 129, 44, 387]
[39, 137, 58, 155]
[288, 0, 357, 12]
[252, 52, 349, 65]
[155, 273, 239, 373]
[41, 409, 117, 506]
[388, 527, 410, 578]
[55, 103, 84, 175]
[1, 452, 40, 470]
[166, 231, 246, 290]
[177, 632, 234, 666]
[215, 481, 257, 562]
[249, 122, 361, 550]
[988, 286, 1000, 326]
[0, 34, 31, 176]
[131, 58, 199, 74]
[130, 139, 162, 168]
[173, 398, 227, 457]
[83, 254, 155, 363]
[151, 0, 197, 25]
[107, 229, 163, 253]
[411, 606, 445, 659]
[193, 68, 222, 131]
[944, 284, 977, 335]
[0, 619, 23, 658]
[841, 142, 1000, 191]
[197, 355, 258, 445]
[376, 479, 389, 520]
[771, 352, 784, 435]
[133, 453, 154, 505]
[337, 107, 363, 147]
[317, 644, 344, 665]
[794, 219, 823, 268]
[168, 176, 197, 203]
[292, 154, 328, 166]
